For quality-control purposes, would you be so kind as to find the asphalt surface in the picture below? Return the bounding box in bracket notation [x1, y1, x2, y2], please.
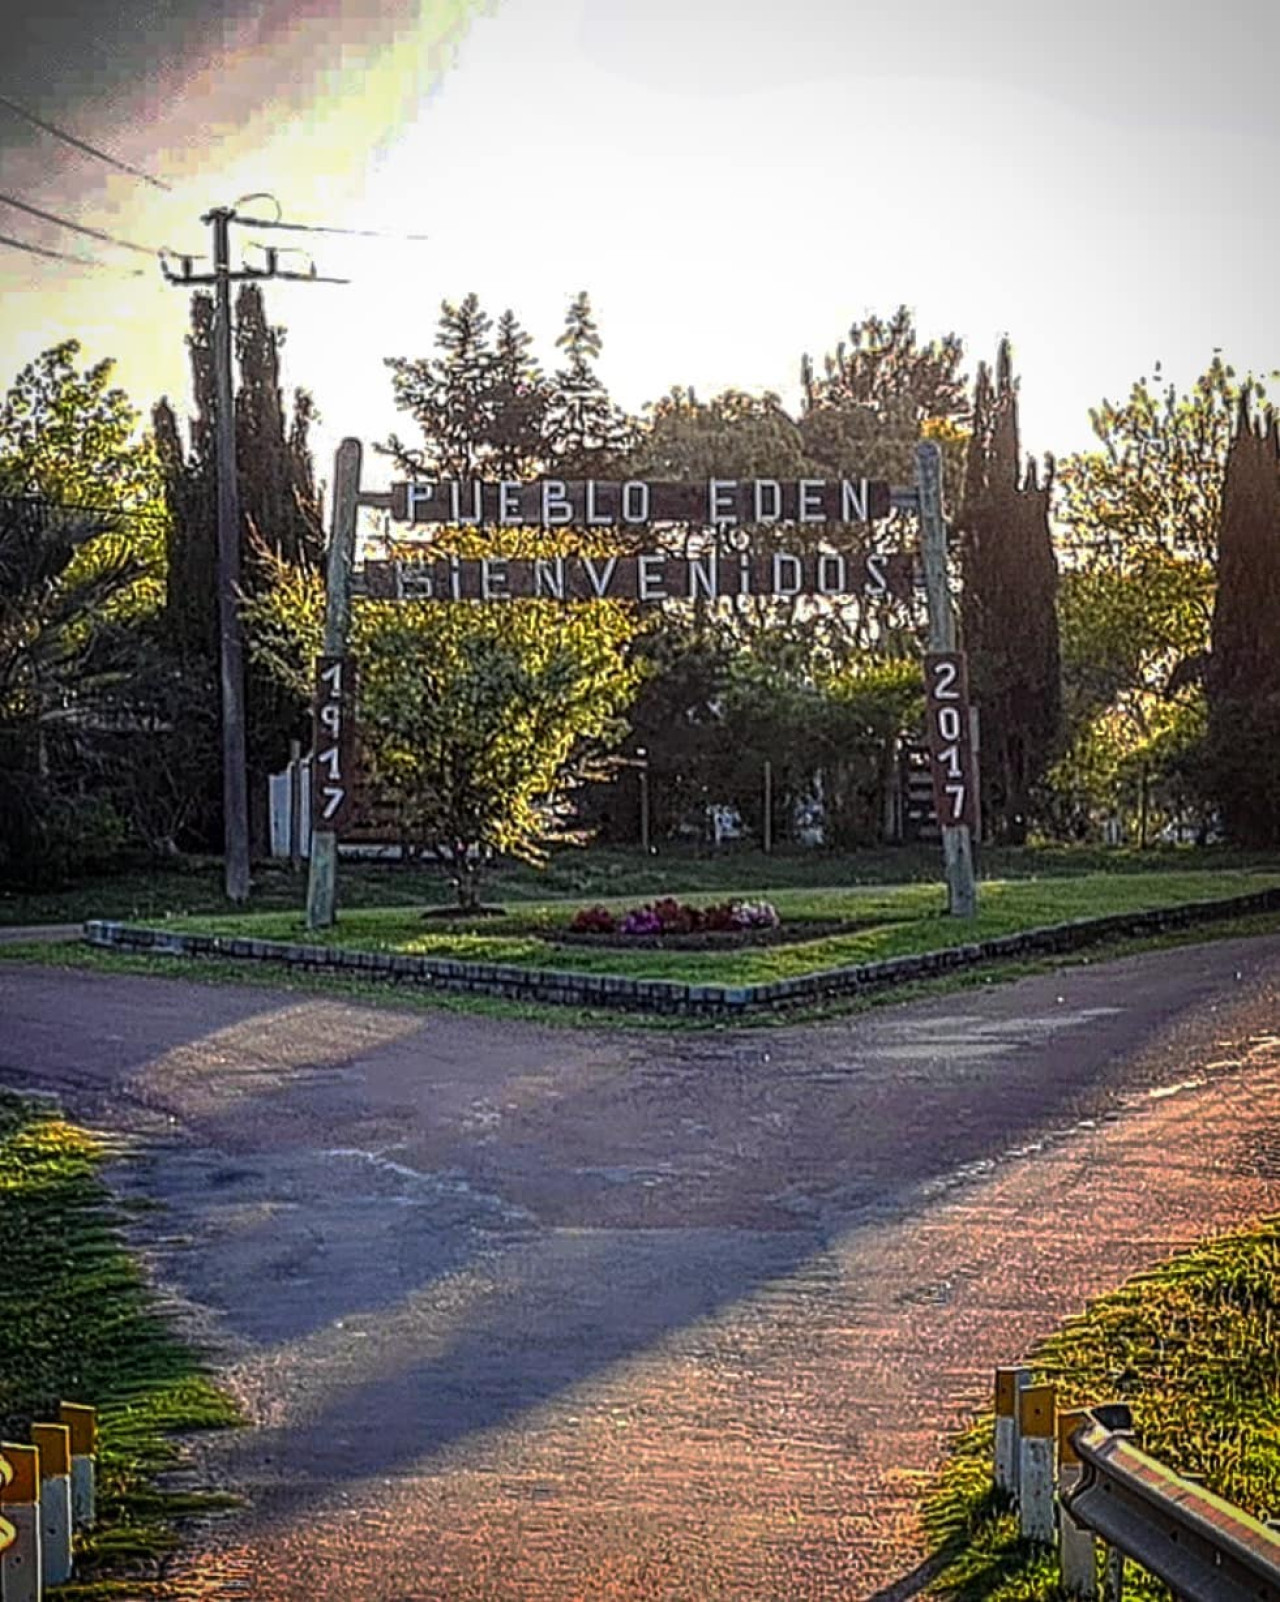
[2, 936, 1280, 1600]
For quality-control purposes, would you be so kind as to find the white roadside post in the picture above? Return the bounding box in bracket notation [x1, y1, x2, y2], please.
[0, 1442, 42, 1601]
[60, 1404, 97, 1530]
[995, 1366, 1032, 1496]
[1057, 1408, 1098, 1596]
[1018, 1383, 1057, 1545]
[30, 1424, 72, 1588]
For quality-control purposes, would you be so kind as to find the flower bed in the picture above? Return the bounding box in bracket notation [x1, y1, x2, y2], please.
[560, 896, 842, 948]
[572, 896, 780, 937]
[554, 919, 857, 950]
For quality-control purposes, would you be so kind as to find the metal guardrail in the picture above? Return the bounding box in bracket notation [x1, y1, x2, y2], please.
[1062, 1414, 1280, 1602]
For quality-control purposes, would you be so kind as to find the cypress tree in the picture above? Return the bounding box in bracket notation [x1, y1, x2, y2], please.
[958, 341, 1062, 842]
[1206, 400, 1280, 846]
[153, 286, 323, 851]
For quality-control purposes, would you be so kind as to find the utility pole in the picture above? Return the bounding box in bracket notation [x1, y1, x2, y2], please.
[161, 206, 347, 904]
[209, 207, 250, 903]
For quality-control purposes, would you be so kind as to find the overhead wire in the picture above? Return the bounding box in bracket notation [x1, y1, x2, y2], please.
[234, 213, 430, 241]
[0, 92, 172, 190]
[0, 192, 157, 255]
[0, 230, 143, 274]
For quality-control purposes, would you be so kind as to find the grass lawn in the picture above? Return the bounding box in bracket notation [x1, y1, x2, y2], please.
[920, 1219, 1280, 1599]
[4, 842, 1280, 927]
[151, 868, 1280, 987]
[0, 1091, 239, 1597]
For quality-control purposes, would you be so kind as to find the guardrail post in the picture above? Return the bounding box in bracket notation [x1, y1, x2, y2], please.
[0, 1442, 42, 1602]
[995, 1366, 1032, 1495]
[59, 1403, 97, 1530]
[1018, 1383, 1057, 1544]
[30, 1424, 72, 1588]
[1057, 1407, 1097, 1596]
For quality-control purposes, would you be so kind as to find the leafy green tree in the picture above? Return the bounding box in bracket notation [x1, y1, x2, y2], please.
[1050, 354, 1271, 838]
[0, 497, 142, 882]
[1205, 403, 1280, 847]
[0, 340, 167, 617]
[0, 344, 182, 881]
[245, 540, 642, 908]
[957, 342, 1062, 843]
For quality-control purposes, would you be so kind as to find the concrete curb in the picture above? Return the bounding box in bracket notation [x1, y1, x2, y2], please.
[81, 887, 1280, 1018]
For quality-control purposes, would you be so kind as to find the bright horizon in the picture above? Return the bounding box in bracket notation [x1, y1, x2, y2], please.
[2, 0, 1278, 507]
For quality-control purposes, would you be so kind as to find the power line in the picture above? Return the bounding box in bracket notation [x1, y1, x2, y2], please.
[0, 230, 142, 274]
[0, 93, 171, 191]
[0, 494, 167, 523]
[0, 192, 157, 255]
[235, 213, 430, 241]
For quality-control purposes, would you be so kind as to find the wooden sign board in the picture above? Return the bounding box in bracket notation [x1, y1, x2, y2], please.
[311, 656, 359, 833]
[361, 550, 915, 604]
[390, 477, 892, 528]
[924, 651, 979, 831]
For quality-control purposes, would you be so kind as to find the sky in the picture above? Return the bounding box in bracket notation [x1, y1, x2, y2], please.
[2, 0, 1278, 507]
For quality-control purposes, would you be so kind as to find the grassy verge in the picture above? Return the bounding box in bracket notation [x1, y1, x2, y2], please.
[4, 844, 1279, 926]
[6, 907, 1280, 1032]
[921, 1220, 1280, 1600]
[150, 870, 1280, 987]
[0, 1091, 239, 1597]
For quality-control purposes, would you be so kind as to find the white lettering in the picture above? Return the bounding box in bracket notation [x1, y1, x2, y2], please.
[449, 555, 461, 600]
[753, 479, 781, 523]
[864, 553, 887, 596]
[840, 478, 869, 522]
[944, 782, 967, 821]
[400, 563, 433, 599]
[708, 479, 737, 524]
[319, 703, 341, 737]
[938, 705, 962, 742]
[321, 785, 345, 821]
[687, 553, 717, 599]
[498, 482, 522, 525]
[739, 551, 751, 594]
[541, 480, 572, 527]
[585, 480, 613, 525]
[319, 660, 343, 693]
[931, 658, 960, 698]
[772, 551, 802, 597]
[817, 552, 847, 594]
[621, 480, 650, 523]
[481, 558, 509, 599]
[639, 553, 667, 601]
[319, 745, 341, 780]
[534, 557, 566, 599]
[451, 481, 483, 525]
[798, 479, 826, 522]
[583, 556, 618, 597]
[405, 481, 436, 522]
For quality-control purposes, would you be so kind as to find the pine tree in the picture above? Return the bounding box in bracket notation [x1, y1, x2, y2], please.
[958, 341, 1062, 842]
[1205, 401, 1280, 846]
[544, 291, 632, 475]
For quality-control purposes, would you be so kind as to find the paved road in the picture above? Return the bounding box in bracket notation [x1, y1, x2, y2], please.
[3, 937, 1280, 1600]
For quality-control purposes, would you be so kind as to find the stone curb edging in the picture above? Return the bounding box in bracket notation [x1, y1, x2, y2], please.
[80, 887, 1280, 1018]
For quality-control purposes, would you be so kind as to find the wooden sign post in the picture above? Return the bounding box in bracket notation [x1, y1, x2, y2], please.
[916, 441, 978, 917]
[306, 438, 362, 931]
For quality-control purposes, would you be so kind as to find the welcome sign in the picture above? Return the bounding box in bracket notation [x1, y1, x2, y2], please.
[389, 477, 893, 528]
[362, 549, 915, 603]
